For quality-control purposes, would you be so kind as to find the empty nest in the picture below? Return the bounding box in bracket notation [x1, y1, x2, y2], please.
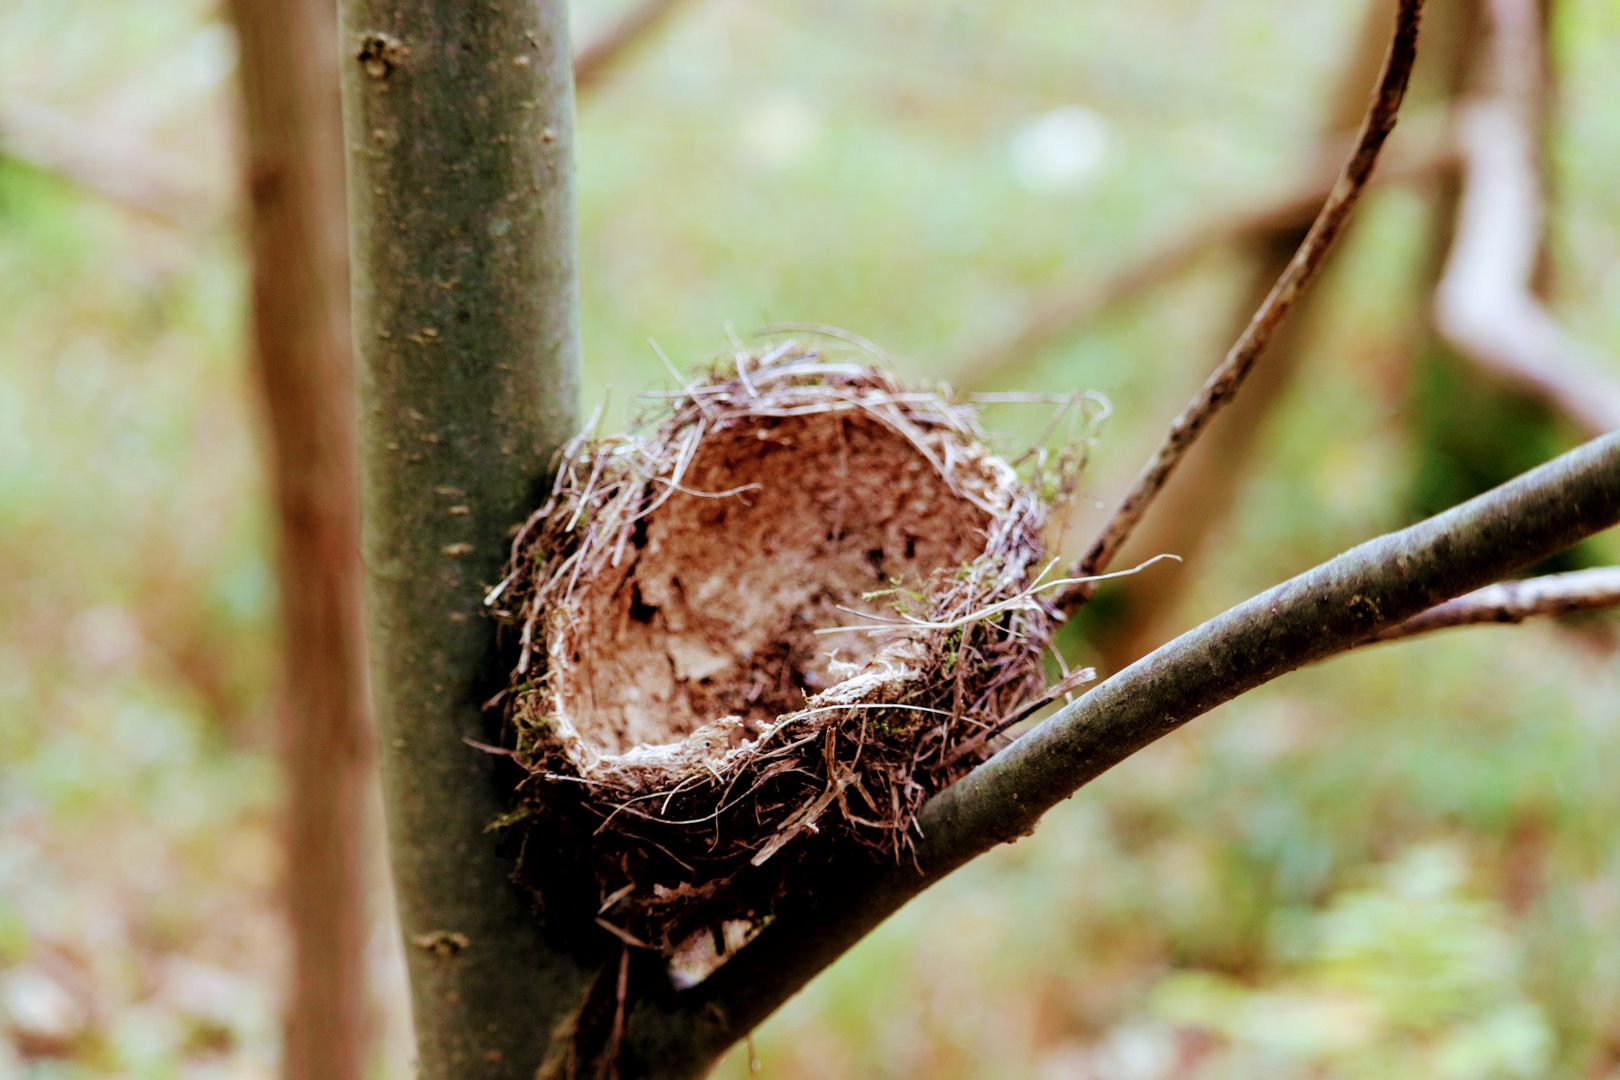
[489, 344, 1085, 979]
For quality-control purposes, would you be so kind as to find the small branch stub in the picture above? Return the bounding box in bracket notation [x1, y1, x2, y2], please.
[412, 931, 471, 959]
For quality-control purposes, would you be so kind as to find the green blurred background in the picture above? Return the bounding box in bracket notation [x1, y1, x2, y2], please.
[3, 0, 1620, 1076]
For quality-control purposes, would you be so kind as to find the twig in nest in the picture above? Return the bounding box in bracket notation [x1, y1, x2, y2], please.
[942, 662, 1099, 767]
[1361, 566, 1620, 644]
[816, 553, 1180, 636]
[596, 946, 631, 1080]
[1058, 0, 1427, 611]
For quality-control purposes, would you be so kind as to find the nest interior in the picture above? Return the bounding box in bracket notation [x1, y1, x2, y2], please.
[557, 410, 994, 755]
[494, 350, 1072, 975]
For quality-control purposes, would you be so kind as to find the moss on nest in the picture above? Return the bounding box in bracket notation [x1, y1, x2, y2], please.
[488, 345, 1087, 979]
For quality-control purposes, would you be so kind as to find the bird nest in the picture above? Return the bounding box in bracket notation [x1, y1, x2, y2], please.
[488, 346, 1085, 980]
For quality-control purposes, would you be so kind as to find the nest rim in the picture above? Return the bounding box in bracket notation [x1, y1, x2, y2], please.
[489, 343, 1089, 967]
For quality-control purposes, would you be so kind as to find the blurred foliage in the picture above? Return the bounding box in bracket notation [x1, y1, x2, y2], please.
[0, 0, 1619, 1077]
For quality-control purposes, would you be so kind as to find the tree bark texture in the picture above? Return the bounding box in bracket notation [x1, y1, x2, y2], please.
[336, 0, 589, 1076]
[229, 1, 370, 1077]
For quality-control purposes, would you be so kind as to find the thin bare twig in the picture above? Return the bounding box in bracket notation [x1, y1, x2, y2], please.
[1058, 0, 1426, 609]
[1362, 566, 1620, 644]
[1432, 0, 1620, 436]
[574, 0, 690, 91]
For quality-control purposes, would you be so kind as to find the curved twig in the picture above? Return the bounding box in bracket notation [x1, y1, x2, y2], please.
[1060, 0, 1427, 608]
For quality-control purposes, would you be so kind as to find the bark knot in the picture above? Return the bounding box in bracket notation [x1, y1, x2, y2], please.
[411, 930, 470, 958]
[357, 33, 408, 80]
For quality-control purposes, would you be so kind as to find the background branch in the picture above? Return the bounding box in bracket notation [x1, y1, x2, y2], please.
[0, 97, 219, 229]
[573, 0, 690, 92]
[228, 0, 370, 1076]
[1364, 565, 1620, 642]
[1432, 0, 1620, 435]
[951, 121, 1456, 394]
[0, 0, 688, 230]
[1062, 0, 1426, 604]
[1069, 0, 1460, 673]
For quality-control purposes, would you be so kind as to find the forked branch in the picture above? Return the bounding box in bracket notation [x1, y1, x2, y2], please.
[1060, 0, 1426, 606]
[1365, 566, 1620, 643]
[628, 431, 1620, 1078]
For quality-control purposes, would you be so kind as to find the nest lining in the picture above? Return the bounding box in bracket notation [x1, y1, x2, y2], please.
[491, 348, 1078, 972]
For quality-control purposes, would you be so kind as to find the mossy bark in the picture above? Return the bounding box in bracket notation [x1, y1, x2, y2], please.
[336, 0, 592, 1075]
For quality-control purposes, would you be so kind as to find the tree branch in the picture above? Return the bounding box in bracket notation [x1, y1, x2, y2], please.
[0, 97, 219, 229]
[951, 121, 1457, 393]
[1432, 0, 1620, 436]
[1061, 0, 1426, 604]
[1364, 565, 1620, 643]
[573, 0, 689, 92]
[634, 429, 1620, 1077]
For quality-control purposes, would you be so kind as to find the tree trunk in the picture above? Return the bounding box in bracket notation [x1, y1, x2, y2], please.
[336, 0, 592, 1075]
[229, 0, 370, 1077]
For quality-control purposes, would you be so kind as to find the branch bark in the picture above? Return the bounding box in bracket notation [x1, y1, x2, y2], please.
[337, 1, 591, 1075]
[1432, 0, 1620, 435]
[1063, 0, 1427, 603]
[1364, 565, 1620, 642]
[630, 429, 1620, 1077]
[228, 1, 369, 1077]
